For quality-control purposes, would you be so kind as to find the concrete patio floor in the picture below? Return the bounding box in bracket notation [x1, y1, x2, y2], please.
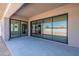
[6, 36, 79, 56]
[0, 37, 11, 56]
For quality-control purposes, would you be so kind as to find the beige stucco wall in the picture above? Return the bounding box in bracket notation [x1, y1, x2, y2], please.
[11, 15, 28, 21]
[29, 4, 79, 48]
[0, 20, 1, 36]
[4, 3, 23, 18]
[0, 3, 8, 19]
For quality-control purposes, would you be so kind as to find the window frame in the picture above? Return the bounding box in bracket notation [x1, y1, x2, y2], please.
[30, 13, 68, 44]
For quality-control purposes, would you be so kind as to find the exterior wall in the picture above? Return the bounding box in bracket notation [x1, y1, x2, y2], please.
[1, 15, 28, 41]
[11, 15, 28, 21]
[29, 4, 79, 48]
[2, 4, 79, 48]
[0, 20, 1, 36]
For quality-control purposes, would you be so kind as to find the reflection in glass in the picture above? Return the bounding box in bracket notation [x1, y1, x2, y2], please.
[11, 24, 13, 31]
[21, 22, 28, 36]
[53, 15, 67, 43]
[31, 20, 42, 37]
[10, 20, 28, 38]
[11, 20, 20, 38]
[35, 20, 42, 37]
[42, 18, 53, 40]
[31, 14, 68, 43]
[14, 24, 18, 31]
[31, 21, 36, 36]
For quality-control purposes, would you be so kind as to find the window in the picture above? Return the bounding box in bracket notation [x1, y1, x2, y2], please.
[42, 18, 53, 40]
[21, 21, 28, 36]
[31, 14, 68, 44]
[31, 21, 36, 36]
[10, 19, 28, 38]
[10, 20, 20, 38]
[53, 14, 67, 43]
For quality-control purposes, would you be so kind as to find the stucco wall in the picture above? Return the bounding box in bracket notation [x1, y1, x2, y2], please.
[11, 15, 28, 21]
[0, 20, 1, 36]
[29, 4, 79, 48]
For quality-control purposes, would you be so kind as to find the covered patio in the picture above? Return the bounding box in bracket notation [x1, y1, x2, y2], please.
[6, 36, 79, 56]
[0, 3, 79, 56]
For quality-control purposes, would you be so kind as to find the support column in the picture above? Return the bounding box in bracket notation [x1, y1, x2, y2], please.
[1, 17, 10, 41]
[28, 20, 31, 36]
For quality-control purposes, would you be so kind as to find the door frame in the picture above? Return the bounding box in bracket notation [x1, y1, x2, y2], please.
[30, 13, 68, 44]
[20, 21, 28, 36]
[9, 19, 28, 39]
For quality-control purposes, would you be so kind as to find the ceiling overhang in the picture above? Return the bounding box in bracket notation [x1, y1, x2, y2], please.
[2, 3, 24, 19]
[0, 3, 8, 19]
[13, 3, 68, 18]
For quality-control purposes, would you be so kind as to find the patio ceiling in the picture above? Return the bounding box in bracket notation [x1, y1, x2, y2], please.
[3, 3, 23, 18]
[14, 3, 68, 18]
[0, 3, 8, 19]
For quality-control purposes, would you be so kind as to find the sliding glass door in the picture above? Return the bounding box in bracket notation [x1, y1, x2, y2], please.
[35, 20, 42, 37]
[21, 21, 28, 36]
[10, 20, 20, 38]
[31, 20, 42, 37]
[31, 21, 36, 36]
[31, 14, 68, 43]
[10, 19, 28, 38]
[42, 18, 53, 40]
[53, 14, 67, 43]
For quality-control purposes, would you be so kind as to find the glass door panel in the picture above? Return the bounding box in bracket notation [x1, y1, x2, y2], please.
[11, 20, 20, 38]
[31, 21, 36, 36]
[42, 18, 53, 40]
[53, 15, 67, 43]
[21, 22, 28, 36]
[31, 14, 68, 44]
[35, 20, 42, 37]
